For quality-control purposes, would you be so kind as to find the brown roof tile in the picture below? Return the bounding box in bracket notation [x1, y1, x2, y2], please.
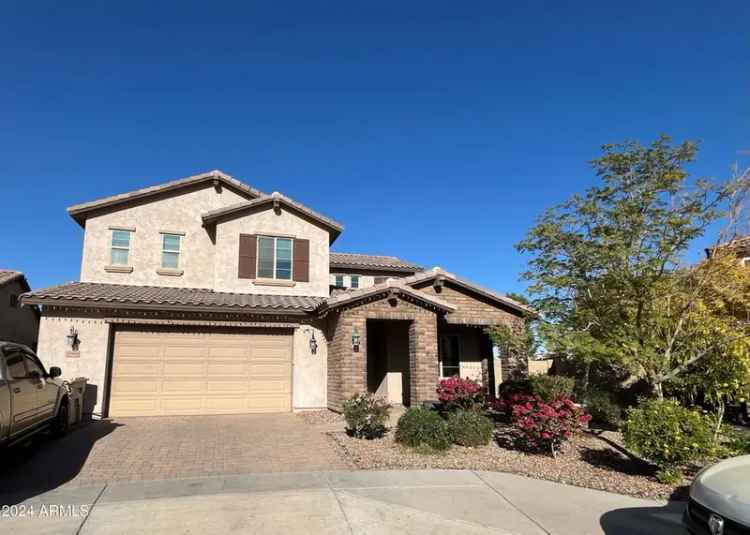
[21, 282, 324, 314]
[0, 270, 24, 287]
[329, 252, 422, 272]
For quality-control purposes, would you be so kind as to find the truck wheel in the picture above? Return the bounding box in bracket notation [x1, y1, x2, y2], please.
[52, 400, 69, 438]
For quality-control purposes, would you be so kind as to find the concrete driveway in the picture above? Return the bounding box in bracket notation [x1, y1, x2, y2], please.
[1, 470, 686, 535]
[0, 413, 347, 501]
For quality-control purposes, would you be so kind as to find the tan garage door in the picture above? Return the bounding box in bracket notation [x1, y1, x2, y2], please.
[109, 326, 292, 417]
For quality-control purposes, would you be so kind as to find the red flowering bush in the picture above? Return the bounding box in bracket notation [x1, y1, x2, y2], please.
[436, 376, 486, 412]
[511, 395, 591, 457]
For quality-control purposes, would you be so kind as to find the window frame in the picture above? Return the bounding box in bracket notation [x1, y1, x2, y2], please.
[350, 275, 360, 289]
[440, 334, 461, 378]
[160, 233, 182, 269]
[256, 235, 294, 281]
[110, 229, 132, 266]
[334, 275, 344, 287]
[742, 257, 750, 268]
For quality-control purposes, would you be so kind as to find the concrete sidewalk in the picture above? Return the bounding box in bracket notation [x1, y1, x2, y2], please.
[0, 470, 686, 535]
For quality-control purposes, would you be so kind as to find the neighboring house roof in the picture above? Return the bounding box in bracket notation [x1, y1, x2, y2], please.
[329, 252, 422, 273]
[0, 270, 26, 288]
[21, 281, 323, 315]
[201, 192, 344, 243]
[319, 278, 456, 315]
[67, 170, 263, 226]
[403, 267, 535, 316]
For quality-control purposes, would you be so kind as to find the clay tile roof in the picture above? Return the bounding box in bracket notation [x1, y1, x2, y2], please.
[329, 252, 422, 273]
[403, 267, 535, 316]
[0, 270, 25, 287]
[320, 278, 456, 314]
[21, 281, 324, 314]
[67, 170, 263, 226]
[201, 192, 343, 242]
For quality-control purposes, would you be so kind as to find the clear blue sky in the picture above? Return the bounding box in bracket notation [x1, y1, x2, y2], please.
[2, 1, 748, 294]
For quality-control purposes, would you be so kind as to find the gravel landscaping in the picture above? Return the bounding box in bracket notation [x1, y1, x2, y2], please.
[328, 424, 690, 501]
[297, 409, 345, 427]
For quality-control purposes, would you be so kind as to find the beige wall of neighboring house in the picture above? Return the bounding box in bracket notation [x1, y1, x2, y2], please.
[213, 206, 331, 297]
[80, 184, 248, 288]
[0, 278, 39, 348]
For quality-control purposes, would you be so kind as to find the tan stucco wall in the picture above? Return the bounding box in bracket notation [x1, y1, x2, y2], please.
[293, 321, 327, 409]
[213, 206, 330, 297]
[329, 269, 413, 289]
[80, 184, 248, 288]
[36, 312, 111, 417]
[0, 280, 39, 348]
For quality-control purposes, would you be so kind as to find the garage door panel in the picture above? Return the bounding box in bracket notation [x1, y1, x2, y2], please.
[115, 360, 163, 376]
[207, 361, 248, 376]
[110, 327, 292, 417]
[111, 379, 161, 395]
[162, 361, 206, 376]
[206, 380, 248, 393]
[162, 380, 205, 393]
[164, 346, 205, 358]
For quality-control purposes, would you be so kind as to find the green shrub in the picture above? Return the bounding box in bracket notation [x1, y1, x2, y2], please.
[585, 390, 623, 429]
[342, 393, 391, 439]
[447, 410, 494, 447]
[395, 407, 452, 451]
[655, 467, 684, 485]
[528, 375, 576, 402]
[622, 399, 715, 472]
[720, 428, 750, 457]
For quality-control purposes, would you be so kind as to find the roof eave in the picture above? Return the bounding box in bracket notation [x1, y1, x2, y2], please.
[20, 295, 313, 316]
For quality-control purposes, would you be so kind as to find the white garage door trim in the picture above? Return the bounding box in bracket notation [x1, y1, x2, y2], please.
[107, 326, 293, 417]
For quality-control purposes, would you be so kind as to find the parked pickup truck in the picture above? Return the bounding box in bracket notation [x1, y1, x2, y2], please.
[0, 340, 69, 447]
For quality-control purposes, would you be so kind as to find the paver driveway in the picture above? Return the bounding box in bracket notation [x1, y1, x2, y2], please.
[0, 413, 348, 500]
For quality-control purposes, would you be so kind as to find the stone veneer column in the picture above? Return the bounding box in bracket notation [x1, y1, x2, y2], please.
[409, 314, 439, 404]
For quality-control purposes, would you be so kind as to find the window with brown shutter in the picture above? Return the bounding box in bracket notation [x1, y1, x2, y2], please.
[238, 234, 257, 279]
[293, 239, 310, 282]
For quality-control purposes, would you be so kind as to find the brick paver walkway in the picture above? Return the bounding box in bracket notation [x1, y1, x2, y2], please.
[0, 413, 348, 494]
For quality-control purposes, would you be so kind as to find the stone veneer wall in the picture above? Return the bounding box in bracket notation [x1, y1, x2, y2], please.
[326, 295, 440, 410]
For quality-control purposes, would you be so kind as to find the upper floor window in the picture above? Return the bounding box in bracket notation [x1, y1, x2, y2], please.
[257, 236, 292, 280]
[743, 257, 750, 267]
[161, 233, 182, 269]
[111, 229, 132, 266]
[335, 275, 344, 287]
[350, 275, 360, 289]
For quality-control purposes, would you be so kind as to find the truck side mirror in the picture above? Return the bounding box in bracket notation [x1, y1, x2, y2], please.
[49, 366, 62, 378]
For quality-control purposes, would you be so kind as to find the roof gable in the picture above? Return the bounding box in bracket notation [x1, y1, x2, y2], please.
[0, 270, 27, 290]
[319, 279, 456, 315]
[201, 192, 343, 243]
[404, 268, 534, 316]
[67, 170, 262, 226]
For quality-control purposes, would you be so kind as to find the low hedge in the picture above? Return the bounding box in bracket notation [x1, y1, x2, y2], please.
[447, 410, 494, 447]
[395, 407, 452, 451]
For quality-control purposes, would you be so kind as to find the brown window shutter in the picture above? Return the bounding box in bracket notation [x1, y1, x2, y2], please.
[238, 234, 257, 279]
[293, 239, 310, 282]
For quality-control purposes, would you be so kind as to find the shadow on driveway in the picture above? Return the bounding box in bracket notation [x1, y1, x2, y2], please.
[600, 501, 687, 534]
[0, 420, 120, 505]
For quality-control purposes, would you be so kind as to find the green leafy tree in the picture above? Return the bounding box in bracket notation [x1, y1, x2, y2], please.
[518, 136, 750, 399]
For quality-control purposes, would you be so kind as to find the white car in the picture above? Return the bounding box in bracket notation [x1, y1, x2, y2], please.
[684, 454, 750, 535]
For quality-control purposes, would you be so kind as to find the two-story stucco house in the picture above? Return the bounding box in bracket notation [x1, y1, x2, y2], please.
[22, 170, 530, 418]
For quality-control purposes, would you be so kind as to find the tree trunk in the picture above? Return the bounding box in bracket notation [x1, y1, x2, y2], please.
[653, 381, 664, 401]
[713, 399, 725, 444]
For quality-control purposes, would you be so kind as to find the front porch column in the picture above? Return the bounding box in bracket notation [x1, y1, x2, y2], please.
[409, 314, 439, 404]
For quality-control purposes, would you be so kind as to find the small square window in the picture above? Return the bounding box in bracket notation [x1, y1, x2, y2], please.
[110, 229, 132, 266]
[350, 276, 360, 289]
[743, 257, 750, 268]
[161, 233, 181, 269]
[335, 275, 344, 287]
